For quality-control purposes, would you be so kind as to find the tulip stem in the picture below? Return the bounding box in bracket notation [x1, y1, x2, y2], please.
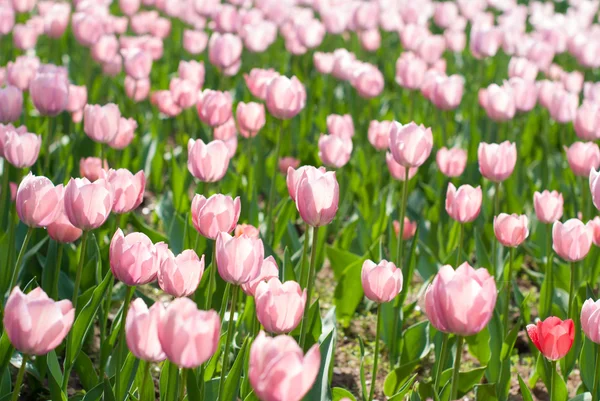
[1, 160, 10, 229]
[434, 333, 449, 391]
[543, 224, 554, 319]
[99, 275, 114, 380]
[139, 360, 149, 398]
[11, 354, 28, 401]
[71, 230, 89, 310]
[299, 223, 310, 288]
[593, 343, 600, 401]
[582, 177, 589, 221]
[246, 137, 254, 201]
[115, 285, 135, 400]
[218, 285, 240, 401]
[51, 243, 63, 300]
[299, 226, 320, 349]
[390, 168, 410, 366]
[550, 360, 557, 401]
[265, 120, 283, 243]
[8, 226, 34, 294]
[568, 262, 576, 319]
[491, 182, 500, 277]
[449, 336, 464, 401]
[43, 116, 55, 174]
[368, 304, 382, 401]
[456, 223, 465, 266]
[204, 240, 217, 310]
[503, 247, 515, 335]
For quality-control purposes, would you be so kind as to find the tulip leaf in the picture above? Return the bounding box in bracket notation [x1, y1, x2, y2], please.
[66, 270, 112, 368]
[388, 374, 417, 401]
[358, 336, 368, 401]
[221, 337, 249, 401]
[325, 245, 362, 280]
[569, 393, 592, 401]
[333, 258, 364, 327]
[46, 350, 67, 401]
[400, 320, 431, 366]
[40, 239, 58, 296]
[518, 374, 534, 401]
[384, 362, 420, 397]
[81, 381, 105, 401]
[74, 351, 99, 390]
[103, 376, 116, 401]
[159, 361, 180, 401]
[186, 368, 202, 401]
[580, 338, 597, 398]
[438, 366, 487, 398]
[332, 388, 356, 401]
[305, 327, 335, 401]
[0, 369, 10, 396]
[535, 355, 568, 401]
[0, 332, 14, 378]
[117, 352, 139, 401]
[561, 297, 582, 379]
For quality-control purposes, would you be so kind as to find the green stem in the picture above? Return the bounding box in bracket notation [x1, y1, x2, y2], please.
[265, 120, 283, 243]
[218, 285, 240, 401]
[544, 224, 554, 319]
[550, 360, 557, 401]
[1, 160, 10, 229]
[456, 223, 465, 267]
[368, 304, 382, 401]
[582, 176, 589, 221]
[99, 275, 114, 380]
[593, 343, 600, 401]
[503, 247, 515, 335]
[11, 354, 28, 401]
[568, 262, 576, 319]
[115, 286, 135, 400]
[51, 243, 64, 300]
[179, 368, 187, 401]
[491, 182, 500, 276]
[140, 360, 149, 398]
[390, 168, 410, 366]
[434, 333, 449, 391]
[299, 223, 310, 289]
[204, 241, 217, 310]
[246, 137, 254, 201]
[8, 226, 34, 292]
[449, 336, 464, 401]
[71, 231, 89, 310]
[43, 117, 55, 174]
[299, 226, 320, 349]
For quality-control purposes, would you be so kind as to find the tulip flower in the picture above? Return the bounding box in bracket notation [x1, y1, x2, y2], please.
[107, 169, 145, 214]
[158, 249, 205, 297]
[15, 173, 61, 228]
[389, 122, 433, 168]
[83, 103, 121, 144]
[318, 134, 352, 168]
[367, 120, 392, 151]
[534, 191, 564, 224]
[241, 256, 279, 296]
[265, 75, 306, 120]
[236, 102, 266, 138]
[0, 86, 23, 123]
[255, 278, 306, 334]
[126, 299, 166, 362]
[191, 194, 241, 240]
[436, 147, 467, 178]
[393, 218, 417, 240]
[187, 139, 231, 182]
[196, 89, 232, 127]
[478, 141, 517, 182]
[110, 229, 167, 286]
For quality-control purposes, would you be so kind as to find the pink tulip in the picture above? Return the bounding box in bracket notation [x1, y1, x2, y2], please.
[508, 57, 539, 81]
[169, 78, 197, 109]
[64, 177, 113, 230]
[470, 26, 502, 59]
[0, 86, 22, 123]
[47, 195, 83, 244]
[527, 41, 555, 70]
[313, 52, 335, 74]
[318, 135, 352, 169]
[236, 102, 266, 138]
[286, 165, 326, 202]
[110, 229, 167, 285]
[425, 263, 497, 336]
[6, 56, 39, 91]
[591, 217, 600, 246]
[509, 77, 537, 112]
[326, 114, 354, 139]
[550, 88, 578, 123]
[66, 85, 87, 114]
[191, 194, 241, 240]
[533, 190, 564, 224]
[235, 224, 259, 239]
[83, 103, 121, 144]
[361, 259, 403, 303]
[565, 142, 600, 177]
[29, 67, 69, 117]
[0, 123, 25, 157]
[124, 77, 150, 102]
[478, 141, 517, 182]
[562, 71, 584, 94]
[183, 29, 209, 55]
[208, 32, 243, 75]
[123, 49, 152, 80]
[241, 256, 279, 296]
[480, 83, 516, 122]
[13, 24, 38, 50]
[366, 120, 391, 151]
[3, 129, 41, 168]
[187, 139, 231, 182]
[216, 232, 264, 285]
[213, 118, 238, 156]
[351, 64, 384, 99]
[389, 122, 433, 168]
[244, 68, 279, 100]
[150, 17, 170, 39]
[444, 30, 466, 53]
[295, 168, 339, 227]
[80, 157, 108, 182]
[196, 89, 233, 127]
[278, 157, 300, 174]
[109, 117, 137, 150]
[445, 183, 483, 223]
[120, 0, 141, 15]
[265, 75, 306, 120]
[436, 147, 467, 178]
[395, 52, 427, 90]
[91, 35, 119, 64]
[417, 35, 446, 65]
[107, 169, 145, 214]
[4, 287, 74, 355]
[249, 332, 320, 401]
[178, 60, 205, 88]
[386, 153, 418, 181]
[16, 173, 61, 228]
[434, 2, 458, 28]
[359, 29, 381, 52]
[584, 82, 600, 103]
[255, 278, 306, 334]
[393, 217, 417, 240]
[72, 12, 105, 46]
[126, 299, 165, 362]
[158, 297, 220, 368]
[241, 22, 277, 53]
[589, 168, 600, 212]
[581, 298, 600, 343]
[432, 74, 464, 110]
[158, 249, 205, 297]
[400, 24, 429, 52]
[0, 5, 14, 35]
[574, 101, 600, 141]
[552, 219, 593, 262]
[494, 213, 529, 247]
[527, 317, 574, 361]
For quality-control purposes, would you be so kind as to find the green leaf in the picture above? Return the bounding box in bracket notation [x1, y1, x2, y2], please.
[333, 258, 364, 327]
[160, 361, 180, 401]
[325, 245, 362, 280]
[466, 328, 491, 365]
[518, 374, 534, 401]
[186, 369, 202, 401]
[400, 321, 431, 365]
[305, 328, 335, 401]
[569, 394, 592, 401]
[67, 271, 112, 366]
[81, 381, 105, 401]
[439, 366, 487, 397]
[221, 338, 250, 401]
[117, 352, 139, 401]
[475, 384, 497, 401]
[46, 350, 67, 401]
[388, 374, 417, 401]
[0, 332, 14, 378]
[74, 352, 99, 390]
[41, 239, 58, 296]
[580, 338, 597, 397]
[358, 337, 368, 401]
[536, 355, 568, 401]
[332, 388, 356, 401]
[103, 376, 116, 401]
[500, 324, 521, 361]
[384, 362, 420, 397]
